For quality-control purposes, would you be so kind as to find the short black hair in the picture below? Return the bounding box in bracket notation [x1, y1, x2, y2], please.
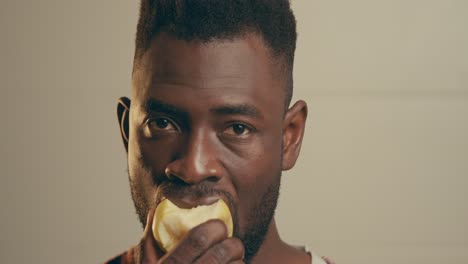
[134, 0, 297, 107]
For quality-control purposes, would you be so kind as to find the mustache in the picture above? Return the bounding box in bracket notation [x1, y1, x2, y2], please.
[154, 180, 235, 209]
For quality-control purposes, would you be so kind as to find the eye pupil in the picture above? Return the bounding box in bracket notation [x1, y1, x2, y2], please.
[233, 124, 245, 135]
[155, 118, 169, 129]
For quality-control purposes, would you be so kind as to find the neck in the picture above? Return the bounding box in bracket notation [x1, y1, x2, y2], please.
[249, 217, 310, 264]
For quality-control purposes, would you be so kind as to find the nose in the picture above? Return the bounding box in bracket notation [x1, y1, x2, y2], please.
[165, 130, 223, 185]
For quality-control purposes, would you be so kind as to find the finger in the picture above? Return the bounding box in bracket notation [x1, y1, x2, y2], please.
[194, 237, 244, 264]
[228, 261, 245, 264]
[143, 206, 157, 237]
[139, 207, 163, 263]
[161, 219, 229, 263]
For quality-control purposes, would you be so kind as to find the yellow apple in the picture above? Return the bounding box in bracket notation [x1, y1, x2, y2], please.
[152, 199, 234, 252]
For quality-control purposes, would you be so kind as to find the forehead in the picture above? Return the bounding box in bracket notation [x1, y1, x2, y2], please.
[131, 33, 285, 115]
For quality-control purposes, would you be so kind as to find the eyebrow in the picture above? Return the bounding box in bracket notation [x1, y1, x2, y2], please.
[143, 98, 263, 120]
[143, 98, 189, 120]
[211, 103, 263, 119]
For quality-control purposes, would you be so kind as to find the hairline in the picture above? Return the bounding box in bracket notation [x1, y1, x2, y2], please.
[132, 30, 293, 109]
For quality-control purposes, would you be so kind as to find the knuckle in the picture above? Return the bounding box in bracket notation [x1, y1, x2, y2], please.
[205, 239, 244, 263]
[204, 219, 227, 236]
[212, 220, 228, 236]
[211, 243, 229, 262]
[159, 255, 181, 264]
[187, 220, 226, 250]
[187, 227, 210, 250]
[159, 250, 189, 264]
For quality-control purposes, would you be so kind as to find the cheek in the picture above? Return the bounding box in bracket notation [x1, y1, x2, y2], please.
[229, 129, 283, 185]
[127, 134, 179, 209]
[227, 133, 283, 229]
[128, 127, 180, 181]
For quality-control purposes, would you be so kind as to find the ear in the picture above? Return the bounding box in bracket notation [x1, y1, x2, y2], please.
[117, 97, 131, 153]
[281, 100, 308, 171]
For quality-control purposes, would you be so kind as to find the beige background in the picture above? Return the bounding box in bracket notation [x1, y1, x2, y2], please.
[1, 0, 467, 263]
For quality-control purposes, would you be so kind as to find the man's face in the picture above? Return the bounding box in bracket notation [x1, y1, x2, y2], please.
[123, 32, 303, 260]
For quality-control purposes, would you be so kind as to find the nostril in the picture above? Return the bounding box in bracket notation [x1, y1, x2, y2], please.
[169, 176, 189, 186]
[206, 176, 219, 182]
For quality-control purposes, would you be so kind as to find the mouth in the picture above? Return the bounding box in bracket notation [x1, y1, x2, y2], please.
[154, 184, 235, 214]
[152, 184, 238, 237]
[167, 195, 223, 209]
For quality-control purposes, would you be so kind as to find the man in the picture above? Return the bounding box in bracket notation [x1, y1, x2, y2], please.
[107, 0, 334, 263]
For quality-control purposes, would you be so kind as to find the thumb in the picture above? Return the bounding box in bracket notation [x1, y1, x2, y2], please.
[143, 206, 157, 237]
[136, 207, 164, 263]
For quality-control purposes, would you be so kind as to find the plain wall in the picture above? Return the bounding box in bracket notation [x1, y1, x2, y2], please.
[1, 1, 467, 263]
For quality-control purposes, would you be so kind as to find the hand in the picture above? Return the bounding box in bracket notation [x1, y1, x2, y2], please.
[136, 207, 245, 264]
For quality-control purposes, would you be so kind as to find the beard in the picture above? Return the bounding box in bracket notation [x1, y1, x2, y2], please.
[128, 169, 281, 263]
[240, 177, 281, 262]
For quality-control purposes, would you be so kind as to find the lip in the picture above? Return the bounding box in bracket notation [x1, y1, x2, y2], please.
[166, 195, 223, 209]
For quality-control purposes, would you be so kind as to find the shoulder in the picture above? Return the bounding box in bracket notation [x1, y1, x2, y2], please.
[321, 256, 336, 264]
[302, 246, 335, 264]
[103, 247, 135, 264]
[311, 252, 335, 264]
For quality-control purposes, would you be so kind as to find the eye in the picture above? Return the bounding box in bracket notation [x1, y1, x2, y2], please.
[146, 117, 178, 134]
[224, 123, 252, 136]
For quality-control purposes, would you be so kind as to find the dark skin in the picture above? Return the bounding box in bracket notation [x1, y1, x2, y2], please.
[117, 32, 309, 263]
